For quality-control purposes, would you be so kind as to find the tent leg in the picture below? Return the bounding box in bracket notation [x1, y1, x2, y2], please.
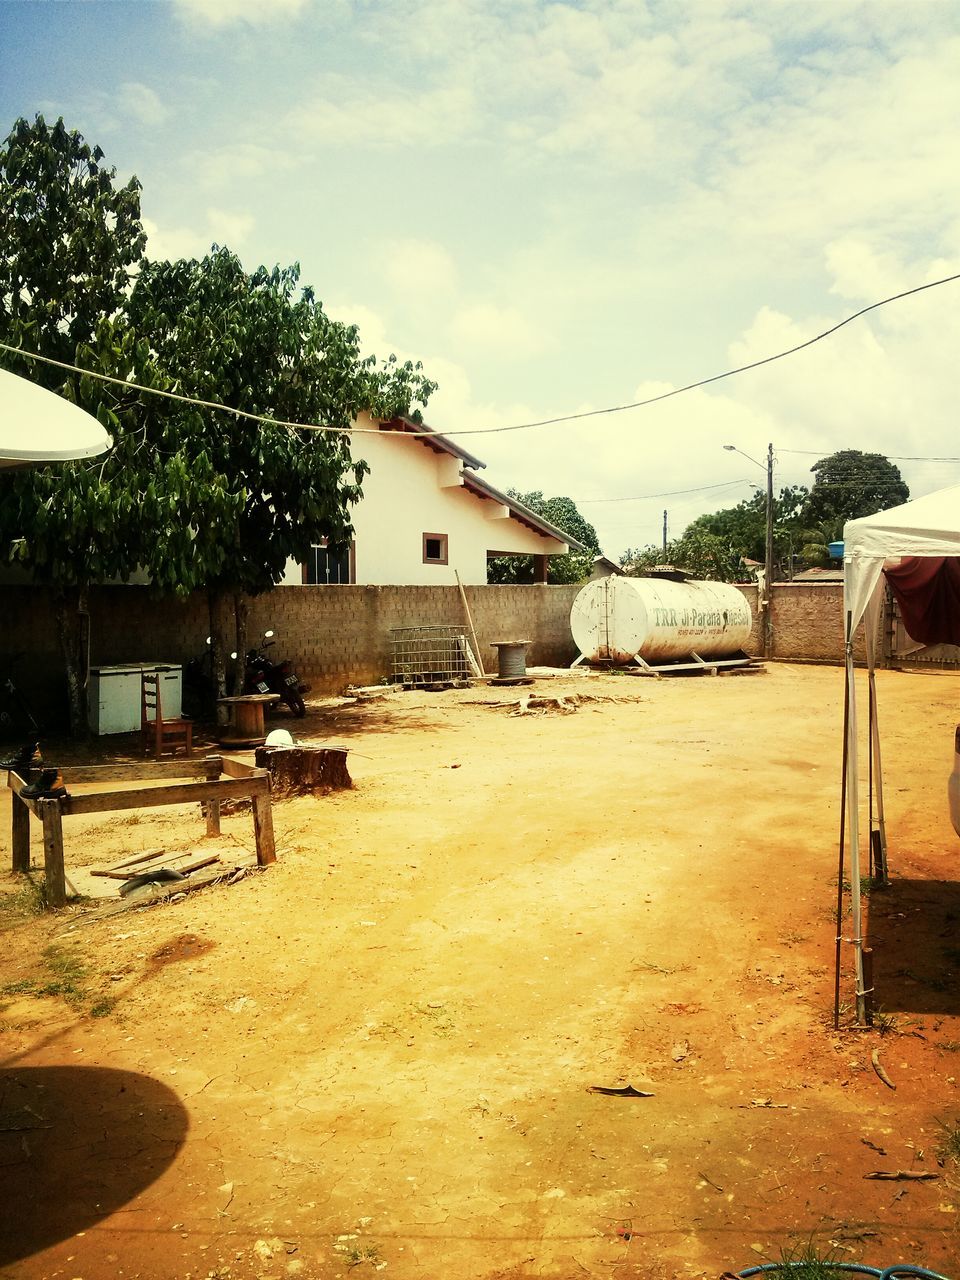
[868, 668, 889, 884]
[834, 645, 851, 1031]
[844, 634, 868, 1028]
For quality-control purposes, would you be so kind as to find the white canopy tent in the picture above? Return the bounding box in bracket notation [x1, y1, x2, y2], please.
[840, 485, 960, 1023]
[0, 367, 112, 467]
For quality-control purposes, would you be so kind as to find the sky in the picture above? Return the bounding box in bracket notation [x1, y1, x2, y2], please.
[2, 0, 960, 559]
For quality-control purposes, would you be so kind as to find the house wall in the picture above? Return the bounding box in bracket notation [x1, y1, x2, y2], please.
[281, 413, 565, 586]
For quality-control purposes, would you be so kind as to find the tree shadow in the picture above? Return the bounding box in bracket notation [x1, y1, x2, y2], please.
[0, 1065, 188, 1266]
[865, 877, 960, 1016]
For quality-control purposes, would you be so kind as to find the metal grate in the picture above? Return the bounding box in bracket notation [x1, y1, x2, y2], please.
[391, 625, 472, 686]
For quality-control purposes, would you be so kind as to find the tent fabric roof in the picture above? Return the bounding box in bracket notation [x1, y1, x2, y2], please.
[843, 484, 960, 633]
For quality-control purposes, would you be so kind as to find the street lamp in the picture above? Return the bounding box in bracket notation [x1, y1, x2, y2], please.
[723, 442, 774, 657]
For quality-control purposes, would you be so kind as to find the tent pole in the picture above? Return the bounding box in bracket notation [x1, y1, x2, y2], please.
[834, 620, 852, 1030]
[869, 667, 889, 883]
[867, 674, 875, 881]
[845, 633, 868, 1027]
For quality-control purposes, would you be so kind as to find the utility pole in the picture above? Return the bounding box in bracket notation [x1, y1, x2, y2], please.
[764, 442, 774, 658]
[722, 441, 776, 658]
[662, 509, 668, 553]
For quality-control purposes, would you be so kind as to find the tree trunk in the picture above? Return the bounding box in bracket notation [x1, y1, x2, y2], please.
[208, 590, 229, 727]
[231, 593, 248, 697]
[54, 585, 89, 739]
[253, 745, 352, 796]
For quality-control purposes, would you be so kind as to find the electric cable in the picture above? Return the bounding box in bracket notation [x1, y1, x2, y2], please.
[1, 269, 958, 440]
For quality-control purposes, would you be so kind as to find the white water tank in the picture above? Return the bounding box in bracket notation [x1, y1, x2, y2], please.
[570, 576, 752, 663]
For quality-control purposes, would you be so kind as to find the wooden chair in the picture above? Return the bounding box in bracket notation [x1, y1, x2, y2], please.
[141, 671, 192, 761]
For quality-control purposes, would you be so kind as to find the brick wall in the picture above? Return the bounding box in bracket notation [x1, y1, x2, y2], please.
[732, 582, 868, 664]
[0, 580, 865, 730]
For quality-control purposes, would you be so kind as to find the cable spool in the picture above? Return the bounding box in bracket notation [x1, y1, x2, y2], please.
[489, 640, 533, 685]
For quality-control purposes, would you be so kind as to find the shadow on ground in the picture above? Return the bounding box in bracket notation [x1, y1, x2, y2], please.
[866, 877, 960, 1016]
[0, 1065, 188, 1266]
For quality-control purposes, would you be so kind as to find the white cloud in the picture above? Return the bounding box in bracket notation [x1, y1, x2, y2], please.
[142, 207, 256, 261]
[173, 0, 308, 28]
[285, 78, 476, 147]
[207, 207, 255, 246]
[451, 303, 544, 359]
[380, 239, 459, 298]
[117, 82, 169, 127]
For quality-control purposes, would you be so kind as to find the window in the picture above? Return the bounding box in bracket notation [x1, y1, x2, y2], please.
[303, 539, 354, 584]
[422, 533, 448, 565]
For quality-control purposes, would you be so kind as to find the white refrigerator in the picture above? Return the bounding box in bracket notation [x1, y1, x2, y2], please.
[88, 663, 182, 735]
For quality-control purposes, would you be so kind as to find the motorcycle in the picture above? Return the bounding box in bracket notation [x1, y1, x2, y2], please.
[241, 630, 310, 718]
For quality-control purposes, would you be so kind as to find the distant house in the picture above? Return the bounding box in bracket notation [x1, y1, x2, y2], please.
[285, 413, 587, 587]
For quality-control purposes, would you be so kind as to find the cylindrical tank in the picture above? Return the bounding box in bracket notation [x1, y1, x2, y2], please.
[570, 576, 753, 663]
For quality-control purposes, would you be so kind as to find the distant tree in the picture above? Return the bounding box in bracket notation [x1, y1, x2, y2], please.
[0, 115, 148, 733]
[686, 485, 809, 573]
[802, 450, 908, 527]
[620, 529, 742, 582]
[486, 491, 600, 584]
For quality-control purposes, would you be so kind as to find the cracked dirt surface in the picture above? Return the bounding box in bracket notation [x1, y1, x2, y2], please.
[1, 662, 960, 1279]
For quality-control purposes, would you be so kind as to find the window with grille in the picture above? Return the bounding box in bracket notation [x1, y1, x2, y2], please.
[304, 540, 354, 584]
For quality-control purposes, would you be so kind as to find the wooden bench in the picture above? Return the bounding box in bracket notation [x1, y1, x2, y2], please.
[8, 755, 276, 909]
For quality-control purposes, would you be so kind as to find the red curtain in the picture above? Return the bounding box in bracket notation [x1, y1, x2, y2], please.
[884, 556, 960, 645]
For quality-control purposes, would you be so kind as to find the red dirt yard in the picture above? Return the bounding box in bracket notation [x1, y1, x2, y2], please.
[1, 662, 959, 1280]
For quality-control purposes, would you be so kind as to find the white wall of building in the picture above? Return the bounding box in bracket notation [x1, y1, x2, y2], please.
[282, 414, 566, 586]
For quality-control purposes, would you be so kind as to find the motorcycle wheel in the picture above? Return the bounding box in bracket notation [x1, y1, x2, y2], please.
[285, 689, 307, 718]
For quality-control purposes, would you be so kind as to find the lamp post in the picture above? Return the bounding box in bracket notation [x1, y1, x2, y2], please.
[723, 442, 774, 657]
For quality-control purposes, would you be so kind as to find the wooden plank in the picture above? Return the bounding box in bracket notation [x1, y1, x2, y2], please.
[11, 788, 30, 873]
[108, 846, 168, 871]
[252, 792, 276, 866]
[65, 864, 238, 926]
[59, 760, 215, 784]
[219, 755, 259, 779]
[61, 775, 269, 817]
[8, 771, 39, 817]
[38, 798, 66, 909]
[93, 853, 222, 881]
[204, 755, 221, 837]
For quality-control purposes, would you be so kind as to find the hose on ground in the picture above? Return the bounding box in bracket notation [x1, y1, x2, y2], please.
[734, 1264, 952, 1279]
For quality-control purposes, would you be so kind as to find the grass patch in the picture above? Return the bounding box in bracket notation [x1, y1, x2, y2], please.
[771, 1237, 846, 1278]
[0, 943, 111, 1016]
[0, 876, 50, 925]
[937, 1119, 960, 1167]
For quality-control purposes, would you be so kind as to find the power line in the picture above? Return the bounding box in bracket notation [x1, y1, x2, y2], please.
[576, 478, 752, 503]
[2, 269, 958, 440]
[779, 447, 960, 462]
[456, 271, 960, 436]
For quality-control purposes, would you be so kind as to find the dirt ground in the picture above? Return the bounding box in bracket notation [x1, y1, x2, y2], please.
[2, 661, 960, 1280]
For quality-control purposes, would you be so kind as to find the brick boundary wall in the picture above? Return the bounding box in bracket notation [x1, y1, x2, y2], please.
[0, 581, 864, 729]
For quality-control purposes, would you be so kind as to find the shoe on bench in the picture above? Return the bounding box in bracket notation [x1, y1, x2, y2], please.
[1, 742, 40, 771]
[20, 769, 67, 800]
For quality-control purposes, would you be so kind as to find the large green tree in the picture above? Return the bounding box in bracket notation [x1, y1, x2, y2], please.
[802, 450, 909, 526]
[0, 116, 149, 733]
[126, 248, 436, 695]
[486, 491, 600, 584]
[1, 116, 437, 734]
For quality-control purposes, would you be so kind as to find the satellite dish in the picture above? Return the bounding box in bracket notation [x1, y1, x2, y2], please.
[0, 367, 112, 468]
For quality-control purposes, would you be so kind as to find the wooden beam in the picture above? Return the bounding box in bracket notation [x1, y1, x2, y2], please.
[218, 755, 259, 779]
[204, 754, 222, 837]
[38, 798, 66, 908]
[59, 760, 217, 784]
[61, 775, 268, 817]
[11, 788, 30, 874]
[252, 792, 276, 866]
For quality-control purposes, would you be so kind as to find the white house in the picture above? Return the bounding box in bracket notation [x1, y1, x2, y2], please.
[285, 413, 586, 587]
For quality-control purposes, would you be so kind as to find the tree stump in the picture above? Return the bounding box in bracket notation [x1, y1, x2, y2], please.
[253, 745, 352, 797]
